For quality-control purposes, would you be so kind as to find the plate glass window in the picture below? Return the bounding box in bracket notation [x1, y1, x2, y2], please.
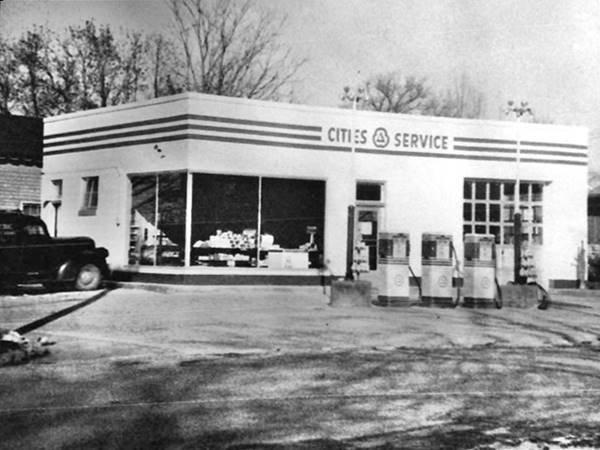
[463, 179, 543, 245]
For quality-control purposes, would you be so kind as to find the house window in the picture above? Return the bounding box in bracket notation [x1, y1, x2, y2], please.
[79, 176, 99, 216]
[463, 179, 544, 245]
[20, 202, 41, 217]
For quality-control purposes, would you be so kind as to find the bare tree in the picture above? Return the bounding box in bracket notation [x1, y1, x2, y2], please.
[144, 33, 185, 98]
[167, 0, 304, 100]
[346, 72, 431, 114]
[69, 21, 121, 109]
[343, 72, 487, 119]
[117, 31, 146, 103]
[427, 74, 485, 119]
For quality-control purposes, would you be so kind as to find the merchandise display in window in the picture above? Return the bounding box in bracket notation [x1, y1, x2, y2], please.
[128, 172, 325, 269]
[190, 174, 325, 269]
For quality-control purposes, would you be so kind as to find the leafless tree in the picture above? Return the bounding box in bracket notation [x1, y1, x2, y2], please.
[344, 72, 486, 119]
[167, 0, 304, 100]
[144, 33, 185, 98]
[345, 72, 431, 114]
[68, 21, 121, 109]
[117, 31, 146, 103]
[427, 74, 485, 119]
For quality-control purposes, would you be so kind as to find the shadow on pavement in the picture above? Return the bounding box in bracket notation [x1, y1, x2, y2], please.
[14, 288, 113, 334]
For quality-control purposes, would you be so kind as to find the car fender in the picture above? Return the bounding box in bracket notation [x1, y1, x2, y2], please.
[57, 260, 80, 282]
[57, 250, 110, 280]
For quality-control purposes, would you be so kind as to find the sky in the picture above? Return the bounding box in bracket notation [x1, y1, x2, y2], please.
[2, 0, 600, 168]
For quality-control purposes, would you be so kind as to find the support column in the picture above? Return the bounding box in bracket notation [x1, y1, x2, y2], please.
[345, 205, 355, 280]
[184, 171, 193, 267]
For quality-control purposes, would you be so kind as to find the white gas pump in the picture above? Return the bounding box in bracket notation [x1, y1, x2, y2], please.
[463, 234, 501, 308]
[377, 232, 410, 306]
[421, 233, 458, 307]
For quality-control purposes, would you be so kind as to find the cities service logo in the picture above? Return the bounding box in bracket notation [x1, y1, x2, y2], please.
[372, 127, 390, 148]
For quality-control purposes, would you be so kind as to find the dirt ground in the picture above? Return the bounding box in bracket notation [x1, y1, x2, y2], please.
[2, 285, 600, 449]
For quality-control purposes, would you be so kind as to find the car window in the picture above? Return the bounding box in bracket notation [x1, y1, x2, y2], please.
[0, 223, 17, 245]
[23, 224, 46, 236]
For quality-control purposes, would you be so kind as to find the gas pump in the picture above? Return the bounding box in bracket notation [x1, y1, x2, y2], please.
[463, 234, 502, 308]
[377, 232, 410, 306]
[421, 233, 458, 307]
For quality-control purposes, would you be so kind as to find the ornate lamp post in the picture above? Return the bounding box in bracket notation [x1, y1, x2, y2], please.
[505, 100, 533, 284]
[341, 86, 368, 280]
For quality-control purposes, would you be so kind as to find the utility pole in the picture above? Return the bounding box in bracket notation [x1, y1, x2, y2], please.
[505, 100, 533, 284]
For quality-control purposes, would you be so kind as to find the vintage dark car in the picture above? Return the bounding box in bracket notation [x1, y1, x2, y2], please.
[0, 210, 109, 291]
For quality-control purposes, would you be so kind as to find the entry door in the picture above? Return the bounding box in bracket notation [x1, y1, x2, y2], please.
[356, 208, 379, 271]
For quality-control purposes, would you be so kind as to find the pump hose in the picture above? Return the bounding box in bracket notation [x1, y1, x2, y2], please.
[494, 277, 503, 309]
[449, 242, 461, 308]
[529, 281, 551, 310]
[408, 265, 422, 301]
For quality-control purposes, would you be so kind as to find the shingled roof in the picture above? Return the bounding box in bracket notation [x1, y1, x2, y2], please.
[0, 115, 43, 167]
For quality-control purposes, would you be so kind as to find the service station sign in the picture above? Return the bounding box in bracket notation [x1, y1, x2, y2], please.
[326, 126, 450, 151]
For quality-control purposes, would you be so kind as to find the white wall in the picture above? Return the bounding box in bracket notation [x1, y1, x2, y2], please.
[42, 93, 588, 284]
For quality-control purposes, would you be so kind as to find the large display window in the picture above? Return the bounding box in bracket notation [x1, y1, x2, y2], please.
[129, 172, 187, 266]
[190, 174, 325, 269]
[128, 172, 325, 269]
[261, 177, 325, 269]
[191, 174, 260, 267]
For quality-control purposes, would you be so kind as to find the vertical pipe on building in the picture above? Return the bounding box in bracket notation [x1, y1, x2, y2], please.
[154, 173, 159, 266]
[257, 176, 262, 266]
[184, 171, 193, 267]
[346, 205, 355, 280]
[514, 119, 522, 284]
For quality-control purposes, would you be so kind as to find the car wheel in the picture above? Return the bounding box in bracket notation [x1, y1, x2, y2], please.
[74, 263, 102, 291]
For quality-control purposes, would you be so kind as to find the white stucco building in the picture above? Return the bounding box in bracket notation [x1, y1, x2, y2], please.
[41, 93, 588, 287]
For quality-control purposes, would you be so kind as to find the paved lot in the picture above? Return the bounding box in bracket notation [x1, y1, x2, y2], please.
[2, 285, 600, 449]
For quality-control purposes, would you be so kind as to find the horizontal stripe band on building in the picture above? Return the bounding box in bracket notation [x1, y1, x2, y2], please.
[454, 145, 516, 154]
[44, 133, 352, 155]
[520, 148, 588, 158]
[44, 123, 321, 148]
[464, 260, 496, 268]
[455, 136, 587, 151]
[378, 258, 409, 264]
[44, 134, 588, 166]
[455, 145, 588, 159]
[454, 137, 517, 145]
[422, 260, 453, 266]
[521, 140, 587, 150]
[357, 148, 586, 165]
[45, 114, 322, 140]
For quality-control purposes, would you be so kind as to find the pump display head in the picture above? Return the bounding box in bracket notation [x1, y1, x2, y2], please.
[464, 234, 496, 261]
[378, 232, 409, 259]
[422, 233, 452, 260]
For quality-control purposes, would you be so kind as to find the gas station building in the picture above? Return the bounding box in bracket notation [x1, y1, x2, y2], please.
[41, 93, 588, 288]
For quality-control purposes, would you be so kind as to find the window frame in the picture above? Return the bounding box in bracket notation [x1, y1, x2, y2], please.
[79, 176, 99, 216]
[463, 179, 545, 245]
[20, 201, 41, 217]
